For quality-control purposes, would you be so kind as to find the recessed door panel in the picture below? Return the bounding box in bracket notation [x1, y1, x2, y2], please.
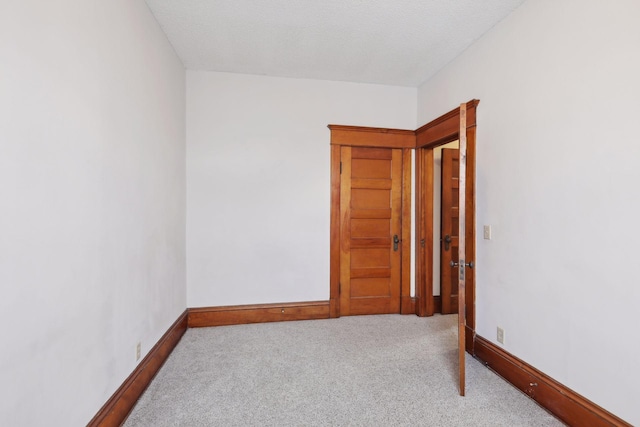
[352, 159, 391, 179]
[351, 189, 391, 210]
[351, 219, 390, 238]
[351, 248, 390, 268]
[351, 278, 391, 297]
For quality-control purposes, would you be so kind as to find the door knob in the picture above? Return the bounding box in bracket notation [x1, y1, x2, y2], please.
[444, 234, 452, 251]
[393, 235, 400, 251]
[450, 260, 474, 268]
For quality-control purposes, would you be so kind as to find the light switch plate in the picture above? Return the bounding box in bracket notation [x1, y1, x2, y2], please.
[483, 225, 492, 240]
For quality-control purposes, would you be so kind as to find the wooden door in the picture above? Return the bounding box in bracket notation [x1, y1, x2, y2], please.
[457, 103, 468, 396]
[339, 146, 402, 316]
[412, 100, 478, 395]
[440, 148, 460, 314]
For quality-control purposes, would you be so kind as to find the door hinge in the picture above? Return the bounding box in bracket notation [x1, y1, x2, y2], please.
[340, 161, 342, 174]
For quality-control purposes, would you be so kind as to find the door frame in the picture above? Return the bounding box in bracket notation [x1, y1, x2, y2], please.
[415, 100, 479, 353]
[328, 125, 415, 318]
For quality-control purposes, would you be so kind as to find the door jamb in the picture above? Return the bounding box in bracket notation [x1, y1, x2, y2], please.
[414, 100, 479, 354]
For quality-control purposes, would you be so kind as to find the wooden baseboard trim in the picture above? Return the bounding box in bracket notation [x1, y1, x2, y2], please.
[329, 298, 339, 318]
[413, 296, 441, 317]
[401, 296, 416, 314]
[474, 335, 631, 427]
[188, 301, 330, 328]
[88, 310, 188, 427]
[433, 296, 442, 313]
[465, 325, 475, 354]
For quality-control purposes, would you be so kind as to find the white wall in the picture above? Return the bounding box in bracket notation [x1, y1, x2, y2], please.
[417, 0, 639, 423]
[187, 71, 416, 307]
[0, 1, 186, 425]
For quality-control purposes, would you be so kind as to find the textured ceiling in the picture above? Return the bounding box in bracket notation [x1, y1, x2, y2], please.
[145, 0, 526, 87]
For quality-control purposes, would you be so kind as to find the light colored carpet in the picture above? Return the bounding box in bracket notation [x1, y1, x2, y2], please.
[124, 314, 564, 426]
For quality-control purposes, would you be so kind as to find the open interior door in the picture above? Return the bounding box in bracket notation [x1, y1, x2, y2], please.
[411, 99, 478, 395]
[457, 103, 468, 396]
[441, 147, 460, 314]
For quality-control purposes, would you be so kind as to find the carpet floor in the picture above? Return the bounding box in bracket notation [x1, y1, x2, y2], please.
[124, 314, 564, 426]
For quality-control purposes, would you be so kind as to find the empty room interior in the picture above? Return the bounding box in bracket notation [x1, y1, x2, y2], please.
[1, 0, 639, 426]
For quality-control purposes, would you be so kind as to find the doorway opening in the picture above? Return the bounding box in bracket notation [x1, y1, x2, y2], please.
[434, 140, 460, 314]
[414, 100, 478, 357]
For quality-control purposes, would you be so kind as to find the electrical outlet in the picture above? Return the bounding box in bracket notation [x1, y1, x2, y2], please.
[497, 327, 505, 344]
[484, 225, 492, 240]
[136, 342, 141, 361]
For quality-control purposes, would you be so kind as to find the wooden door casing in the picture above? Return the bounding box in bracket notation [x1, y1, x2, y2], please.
[339, 146, 402, 316]
[441, 148, 460, 314]
[329, 125, 414, 319]
[414, 100, 478, 357]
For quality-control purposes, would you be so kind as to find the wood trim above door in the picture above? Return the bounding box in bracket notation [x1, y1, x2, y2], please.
[328, 125, 416, 148]
[416, 100, 479, 149]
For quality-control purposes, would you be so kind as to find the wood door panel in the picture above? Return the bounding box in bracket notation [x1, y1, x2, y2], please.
[351, 248, 391, 268]
[351, 179, 392, 190]
[351, 219, 390, 238]
[351, 159, 391, 178]
[349, 298, 392, 315]
[351, 189, 391, 209]
[441, 242, 459, 302]
[351, 209, 392, 219]
[350, 238, 391, 248]
[452, 161, 460, 178]
[351, 278, 391, 297]
[351, 268, 391, 279]
[351, 146, 393, 159]
[339, 146, 402, 316]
